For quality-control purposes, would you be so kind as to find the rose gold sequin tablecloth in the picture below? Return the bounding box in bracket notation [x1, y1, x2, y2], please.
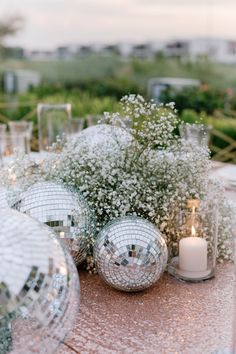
[57, 165, 236, 354]
[59, 264, 234, 354]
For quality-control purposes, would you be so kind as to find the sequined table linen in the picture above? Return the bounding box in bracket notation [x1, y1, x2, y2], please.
[57, 262, 234, 354]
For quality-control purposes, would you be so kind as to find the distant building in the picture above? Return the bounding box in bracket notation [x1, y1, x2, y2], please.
[165, 41, 188, 58]
[187, 38, 236, 64]
[102, 45, 120, 56]
[0, 46, 25, 59]
[5, 38, 236, 63]
[131, 43, 154, 59]
[26, 50, 56, 61]
[77, 45, 94, 56]
[3, 70, 41, 94]
[164, 38, 236, 64]
[56, 46, 72, 60]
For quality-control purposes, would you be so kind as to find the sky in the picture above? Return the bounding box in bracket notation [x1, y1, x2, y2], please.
[1, 0, 236, 49]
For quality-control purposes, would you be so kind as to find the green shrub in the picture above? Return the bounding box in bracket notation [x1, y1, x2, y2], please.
[161, 86, 229, 114]
[30, 78, 142, 101]
[0, 91, 120, 125]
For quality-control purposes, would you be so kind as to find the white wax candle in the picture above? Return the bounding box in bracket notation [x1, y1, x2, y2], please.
[179, 237, 207, 272]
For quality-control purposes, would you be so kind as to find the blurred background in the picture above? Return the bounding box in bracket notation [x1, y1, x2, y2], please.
[0, 0, 236, 162]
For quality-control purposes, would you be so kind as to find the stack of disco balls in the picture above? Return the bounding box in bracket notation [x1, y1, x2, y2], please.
[0, 209, 80, 354]
[15, 181, 95, 266]
[94, 216, 168, 292]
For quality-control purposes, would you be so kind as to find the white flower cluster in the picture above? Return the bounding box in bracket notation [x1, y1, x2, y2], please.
[0, 95, 234, 263]
[43, 95, 234, 262]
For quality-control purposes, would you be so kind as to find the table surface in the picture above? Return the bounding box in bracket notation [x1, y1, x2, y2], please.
[58, 263, 234, 354]
[56, 163, 236, 354]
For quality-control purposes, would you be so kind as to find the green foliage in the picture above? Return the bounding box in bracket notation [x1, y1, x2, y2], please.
[0, 91, 120, 124]
[0, 55, 236, 160]
[2, 56, 236, 94]
[31, 77, 142, 100]
[160, 85, 230, 114]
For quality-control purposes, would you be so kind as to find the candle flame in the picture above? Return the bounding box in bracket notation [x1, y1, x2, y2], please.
[192, 206, 196, 214]
[59, 231, 65, 238]
[191, 225, 196, 237]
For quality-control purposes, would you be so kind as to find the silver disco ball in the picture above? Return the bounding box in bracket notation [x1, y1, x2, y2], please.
[0, 209, 80, 354]
[0, 186, 9, 208]
[94, 216, 168, 292]
[16, 181, 95, 265]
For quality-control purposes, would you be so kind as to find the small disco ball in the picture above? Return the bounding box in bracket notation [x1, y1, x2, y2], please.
[16, 181, 95, 265]
[0, 209, 80, 354]
[94, 216, 168, 292]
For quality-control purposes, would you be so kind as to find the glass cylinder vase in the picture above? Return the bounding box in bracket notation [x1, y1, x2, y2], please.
[37, 103, 72, 152]
[9, 121, 33, 156]
[179, 123, 212, 147]
[0, 123, 7, 164]
[168, 200, 218, 282]
[69, 117, 85, 138]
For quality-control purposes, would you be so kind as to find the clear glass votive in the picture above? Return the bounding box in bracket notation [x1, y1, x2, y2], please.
[0, 124, 7, 162]
[86, 115, 103, 127]
[179, 123, 212, 146]
[8, 121, 33, 155]
[168, 201, 218, 282]
[69, 117, 85, 137]
[37, 103, 72, 152]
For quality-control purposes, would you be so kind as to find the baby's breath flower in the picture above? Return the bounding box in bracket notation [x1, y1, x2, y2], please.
[0, 95, 233, 269]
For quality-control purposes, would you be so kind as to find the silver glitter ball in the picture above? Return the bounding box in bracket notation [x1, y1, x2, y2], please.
[0, 209, 80, 354]
[0, 186, 9, 208]
[94, 216, 168, 292]
[16, 181, 95, 265]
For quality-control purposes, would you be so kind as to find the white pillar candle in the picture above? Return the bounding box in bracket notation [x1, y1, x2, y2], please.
[179, 236, 208, 272]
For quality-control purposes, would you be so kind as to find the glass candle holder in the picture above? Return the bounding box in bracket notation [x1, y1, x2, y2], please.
[179, 123, 212, 147]
[37, 103, 72, 152]
[168, 201, 218, 282]
[0, 123, 7, 163]
[69, 117, 85, 137]
[8, 121, 33, 155]
[87, 115, 103, 127]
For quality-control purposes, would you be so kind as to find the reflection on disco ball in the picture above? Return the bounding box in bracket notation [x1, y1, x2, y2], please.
[71, 124, 132, 152]
[0, 209, 80, 354]
[94, 216, 168, 292]
[16, 181, 95, 265]
[0, 186, 9, 208]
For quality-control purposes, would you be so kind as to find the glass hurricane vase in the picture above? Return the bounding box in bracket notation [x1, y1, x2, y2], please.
[168, 201, 218, 282]
[37, 103, 72, 152]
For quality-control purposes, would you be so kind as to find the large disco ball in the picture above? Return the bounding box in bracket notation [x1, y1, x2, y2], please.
[16, 181, 95, 265]
[0, 186, 9, 208]
[94, 216, 168, 292]
[0, 185, 23, 210]
[0, 209, 80, 354]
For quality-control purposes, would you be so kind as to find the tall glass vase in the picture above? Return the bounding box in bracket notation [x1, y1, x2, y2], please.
[0, 124, 7, 165]
[9, 121, 33, 156]
[168, 199, 218, 282]
[37, 104, 72, 152]
[179, 123, 212, 147]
